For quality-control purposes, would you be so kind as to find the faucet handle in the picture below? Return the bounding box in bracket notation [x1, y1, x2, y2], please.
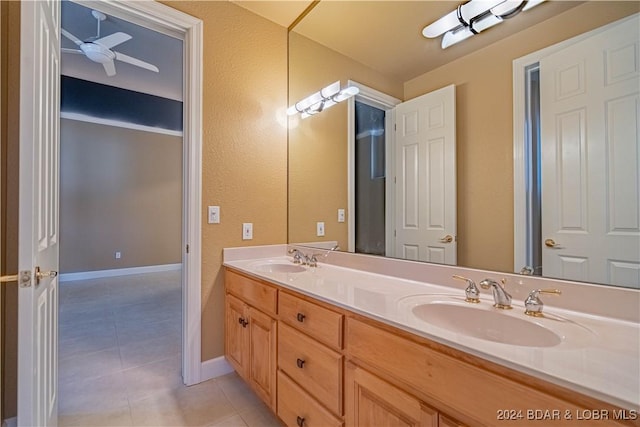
[452, 275, 480, 303]
[524, 289, 562, 317]
[288, 249, 303, 264]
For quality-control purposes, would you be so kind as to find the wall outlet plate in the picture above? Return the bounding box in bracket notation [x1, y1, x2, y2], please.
[243, 223, 253, 240]
[115, 251, 121, 259]
[208, 206, 220, 224]
[317, 222, 325, 237]
[338, 209, 345, 223]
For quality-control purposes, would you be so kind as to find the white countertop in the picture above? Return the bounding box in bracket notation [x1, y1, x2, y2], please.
[223, 246, 640, 411]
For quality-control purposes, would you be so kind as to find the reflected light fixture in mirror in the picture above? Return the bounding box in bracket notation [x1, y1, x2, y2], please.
[287, 80, 360, 118]
[423, 0, 547, 48]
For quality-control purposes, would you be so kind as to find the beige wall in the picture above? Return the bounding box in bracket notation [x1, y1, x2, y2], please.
[405, 1, 639, 272]
[288, 33, 403, 248]
[165, 1, 288, 360]
[60, 119, 182, 273]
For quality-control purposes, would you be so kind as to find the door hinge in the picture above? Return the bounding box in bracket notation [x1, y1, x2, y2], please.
[186, 244, 190, 254]
[394, 123, 397, 131]
[394, 230, 397, 237]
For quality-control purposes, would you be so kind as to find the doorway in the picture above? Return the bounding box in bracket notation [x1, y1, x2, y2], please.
[10, 1, 202, 424]
[354, 101, 387, 256]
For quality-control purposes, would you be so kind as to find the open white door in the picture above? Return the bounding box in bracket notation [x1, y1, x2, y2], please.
[540, 14, 640, 287]
[18, 1, 61, 426]
[394, 85, 456, 264]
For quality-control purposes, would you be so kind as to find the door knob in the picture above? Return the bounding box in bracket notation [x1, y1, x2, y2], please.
[35, 266, 58, 285]
[440, 235, 454, 243]
[544, 238, 561, 248]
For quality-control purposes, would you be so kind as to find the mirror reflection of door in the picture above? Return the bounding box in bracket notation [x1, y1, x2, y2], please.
[394, 85, 457, 264]
[517, 15, 640, 287]
[355, 102, 387, 256]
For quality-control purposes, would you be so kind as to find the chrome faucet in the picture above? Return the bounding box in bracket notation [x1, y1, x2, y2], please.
[524, 289, 561, 317]
[452, 275, 480, 303]
[479, 278, 512, 309]
[288, 248, 304, 264]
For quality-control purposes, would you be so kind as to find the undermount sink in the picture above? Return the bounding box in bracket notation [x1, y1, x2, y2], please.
[252, 261, 306, 274]
[412, 302, 561, 347]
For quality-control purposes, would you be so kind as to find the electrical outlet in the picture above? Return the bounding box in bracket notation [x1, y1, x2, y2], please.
[316, 222, 325, 237]
[115, 251, 121, 259]
[208, 206, 220, 224]
[243, 223, 253, 240]
[338, 209, 345, 223]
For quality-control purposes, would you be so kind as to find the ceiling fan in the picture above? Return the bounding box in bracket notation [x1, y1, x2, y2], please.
[61, 10, 159, 77]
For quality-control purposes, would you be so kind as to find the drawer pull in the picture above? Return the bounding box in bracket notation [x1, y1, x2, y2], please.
[296, 358, 305, 368]
[296, 312, 306, 322]
[296, 416, 305, 427]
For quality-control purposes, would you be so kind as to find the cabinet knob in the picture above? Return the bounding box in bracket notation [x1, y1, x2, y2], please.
[296, 358, 305, 369]
[242, 319, 249, 328]
[296, 313, 306, 322]
[296, 416, 305, 427]
[238, 317, 243, 325]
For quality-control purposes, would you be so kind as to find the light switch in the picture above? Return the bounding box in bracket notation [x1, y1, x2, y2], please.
[317, 222, 325, 237]
[208, 206, 220, 224]
[115, 251, 121, 259]
[243, 223, 253, 240]
[338, 209, 345, 223]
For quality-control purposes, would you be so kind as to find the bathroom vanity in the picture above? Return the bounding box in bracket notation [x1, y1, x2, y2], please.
[223, 245, 640, 427]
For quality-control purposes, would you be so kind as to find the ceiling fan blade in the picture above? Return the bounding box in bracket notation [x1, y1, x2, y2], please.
[61, 28, 83, 46]
[102, 60, 116, 77]
[94, 32, 132, 49]
[114, 51, 159, 73]
[61, 48, 83, 55]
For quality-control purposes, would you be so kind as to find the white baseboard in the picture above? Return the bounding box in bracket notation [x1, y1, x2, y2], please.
[200, 356, 234, 382]
[2, 417, 17, 427]
[59, 263, 182, 282]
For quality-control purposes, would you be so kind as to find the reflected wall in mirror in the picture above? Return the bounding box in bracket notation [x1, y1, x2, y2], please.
[288, 1, 640, 288]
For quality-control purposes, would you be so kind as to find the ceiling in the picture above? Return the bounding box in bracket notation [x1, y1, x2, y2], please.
[234, 1, 584, 83]
[61, 0, 183, 101]
[290, 1, 584, 83]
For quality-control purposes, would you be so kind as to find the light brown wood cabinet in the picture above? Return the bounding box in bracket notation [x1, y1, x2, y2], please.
[345, 362, 440, 427]
[224, 270, 277, 409]
[277, 291, 344, 427]
[224, 267, 637, 427]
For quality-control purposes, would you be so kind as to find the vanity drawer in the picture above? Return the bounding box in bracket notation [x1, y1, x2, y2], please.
[277, 370, 343, 427]
[225, 269, 277, 316]
[278, 322, 343, 415]
[279, 291, 343, 349]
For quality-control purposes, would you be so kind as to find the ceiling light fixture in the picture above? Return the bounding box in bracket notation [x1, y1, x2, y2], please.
[287, 81, 360, 119]
[423, 0, 546, 49]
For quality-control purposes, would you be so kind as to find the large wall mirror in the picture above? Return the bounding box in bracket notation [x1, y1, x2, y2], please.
[288, 1, 639, 289]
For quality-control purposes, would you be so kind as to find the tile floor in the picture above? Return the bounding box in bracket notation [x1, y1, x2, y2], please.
[58, 271, 282, 427]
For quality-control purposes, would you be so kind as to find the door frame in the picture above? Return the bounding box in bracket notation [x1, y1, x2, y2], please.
[511, 13, 636, 275]
[73, 0, 204, 385]
[346, 81, 400, 255]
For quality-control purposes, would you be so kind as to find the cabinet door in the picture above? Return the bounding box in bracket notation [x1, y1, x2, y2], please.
[439, 415, 466, 427]
[248, 306, 277, 409]
[225, 294, 248, 377]
[345, 363, 437, 427]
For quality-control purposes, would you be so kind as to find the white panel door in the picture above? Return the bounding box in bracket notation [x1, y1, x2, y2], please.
[394, 85, 456, 264]
[18, 1, 61, 426]
[540, 15, 640, 288]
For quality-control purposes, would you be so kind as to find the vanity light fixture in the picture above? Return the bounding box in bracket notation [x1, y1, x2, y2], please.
[287, 81, 360, 119]
[423, 0, 546, 49]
